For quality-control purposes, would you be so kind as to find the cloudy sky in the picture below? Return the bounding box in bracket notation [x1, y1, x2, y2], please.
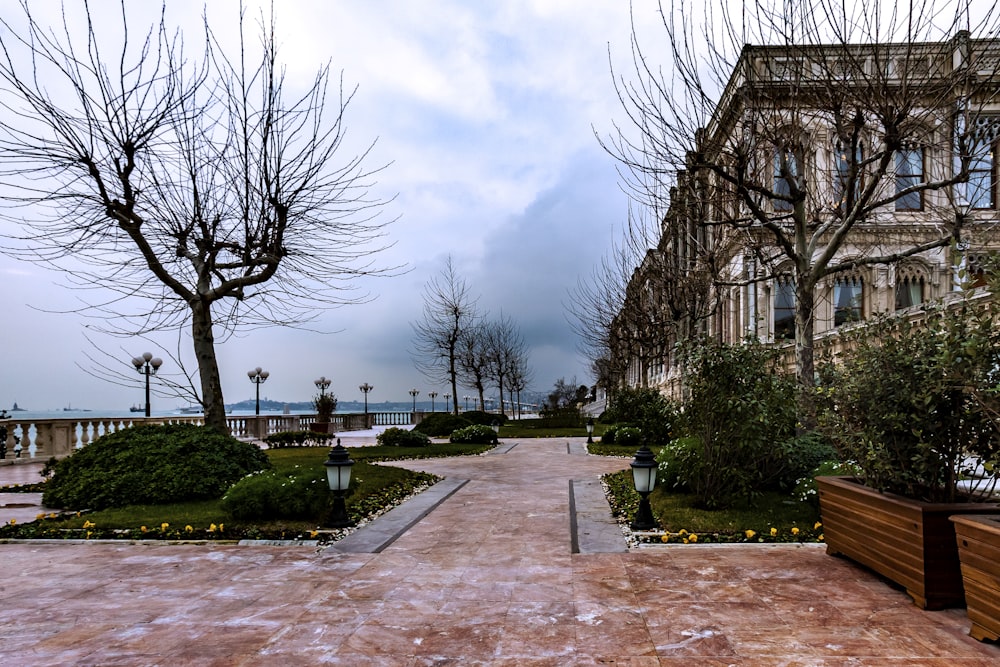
[0, 1, 664, 412]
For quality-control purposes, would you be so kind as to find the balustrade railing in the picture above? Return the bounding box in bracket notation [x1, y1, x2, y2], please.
[0, 411, 414, 461]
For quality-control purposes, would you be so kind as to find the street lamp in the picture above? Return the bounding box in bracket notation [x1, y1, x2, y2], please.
[428, 391, 438, 412]
[131, 352, 163, 417]
[491, 420, 500, 435]
[247, 367, 269, 415]
[409, 388, 420, 412]
[315, 376, 331, 396]
[323, 438, 355, 528]
[463, 395, 470, 411]
[358, 382, 373, 415]
[629, 445, 659, 530]
[586, 418, 595, 444]
[443, 393, 451, 412]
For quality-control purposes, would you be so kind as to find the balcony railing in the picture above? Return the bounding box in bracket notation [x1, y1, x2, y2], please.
[0, 411, 420, 461]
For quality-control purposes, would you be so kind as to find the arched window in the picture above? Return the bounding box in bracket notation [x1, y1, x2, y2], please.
[965, 116, 1000, 210]
[834, 275, 863, 326]
[895, 265, 926, 309]
[774, 275, 795, 340]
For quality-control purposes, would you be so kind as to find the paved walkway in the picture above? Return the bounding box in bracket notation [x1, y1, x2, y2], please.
[1, 439, 998, 664]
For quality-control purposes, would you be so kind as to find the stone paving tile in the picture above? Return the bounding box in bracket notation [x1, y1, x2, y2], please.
[0, 439, 999, 664]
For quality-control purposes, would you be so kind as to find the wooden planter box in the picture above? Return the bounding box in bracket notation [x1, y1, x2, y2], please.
[816, 476, 1000, 609]
[951, 515, 1000, 642]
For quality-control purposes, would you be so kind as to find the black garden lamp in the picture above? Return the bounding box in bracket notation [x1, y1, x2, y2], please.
[629, 445, 658, 530]
[491, 420, 500, 435]
[586, 418, 595, 444]
[324, 438, 355, 528]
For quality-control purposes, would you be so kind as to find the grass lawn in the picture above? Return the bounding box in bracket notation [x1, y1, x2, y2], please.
[0, 442, 490, 543]
[498, 421, 608, 439]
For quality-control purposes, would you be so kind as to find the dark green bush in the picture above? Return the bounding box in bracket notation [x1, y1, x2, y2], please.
[263, 431, 335, 448]
[537, 406, 584, 427]
[603, 387, 679, 446]
[462, 410, 507, 427]
[413, 413, 472, 437]
[600, 425, 619, 444]
[450, 424, 499, 444]
[665, 337, 797, 509]
[377, 427, 432, 447]
[42, 424, 271, 510]
[613, 426, 643, 448]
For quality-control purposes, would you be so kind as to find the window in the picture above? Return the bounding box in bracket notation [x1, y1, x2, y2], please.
[773, 149, 799, 212]
[834, 276, 863, 326]
[774, 277, 795, 340]
[967, 136, 995, 209]
[895, 147, 924, 211]
[833, 139, 863, 212]
[895, 274, 924, 309]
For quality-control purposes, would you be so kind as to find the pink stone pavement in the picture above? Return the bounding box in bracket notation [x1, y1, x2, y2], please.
[1, 439, 999, 664]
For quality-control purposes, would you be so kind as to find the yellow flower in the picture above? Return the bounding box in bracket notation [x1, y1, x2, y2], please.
[678, 529, 688, 536]
[218, 523, 224, 532]
[208, 523, 217, 533]
[744, 529, 756, 539]
[36, 513, 46, 521]
[310, 530, 319, 539]
[688, 534, 698, 543]
[8, 519, 16, 526]
[814, 521, 822, 530]
[791, 527, 800, 536]
[160, 522, 169, 531]
[682, 537, 690, 544]
[818, 534, 825, 541]
[140, 526, 148, 533]
[184, 525, 193, 533]
[770, 527, 778, 537]
[85, 531, 92, 539]
[82, 520, 95, 529]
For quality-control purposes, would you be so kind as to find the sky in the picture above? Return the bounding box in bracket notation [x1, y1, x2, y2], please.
[0, 1, 660, 411]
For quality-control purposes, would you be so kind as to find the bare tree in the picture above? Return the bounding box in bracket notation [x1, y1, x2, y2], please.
[456, 321, 490, 413]
[482, 312, 528, 416]
[0, 2, 394, 430]
[605, 0, 1000, 423]
[411, 256, 480, 415]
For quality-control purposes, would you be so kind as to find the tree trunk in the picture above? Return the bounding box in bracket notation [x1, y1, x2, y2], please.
[191, 301, 228, 432]
[794, 281, 817, 431]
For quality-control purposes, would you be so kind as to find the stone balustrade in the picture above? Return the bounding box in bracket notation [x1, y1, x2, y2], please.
[0, 411, 413, 461]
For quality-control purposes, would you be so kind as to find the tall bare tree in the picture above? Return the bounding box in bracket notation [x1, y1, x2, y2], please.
[482, 312, 528, 416]
[606, 0, 1000, 423]
[0, 2, 393, 430]
[411, 256, 480, 415]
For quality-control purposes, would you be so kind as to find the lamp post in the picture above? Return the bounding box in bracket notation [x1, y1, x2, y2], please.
[409, 388, 419, 412]
[131, 352, 163, 417]
[315, 376, 331, 396]
[358, 382, 373, 415]
[443, 393, 451, 413]
[463, 395, 470, 411]
[491, 420, 500, 435]
[247, 367, 269, 415]
[323, 438, 355, 528]
[586, 418, 595, 444]
[428, 391, 438, 412]
[629, 445, 659, 530]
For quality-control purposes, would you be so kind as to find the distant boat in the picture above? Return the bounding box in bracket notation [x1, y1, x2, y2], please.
[10, 402, 25, 411]
[178, 406, 203, 414]
[130, 404, 144, 413]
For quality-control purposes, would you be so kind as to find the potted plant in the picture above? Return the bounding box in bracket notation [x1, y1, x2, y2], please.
[816, 299, 1000, 609]
[311, 392, 338, 433]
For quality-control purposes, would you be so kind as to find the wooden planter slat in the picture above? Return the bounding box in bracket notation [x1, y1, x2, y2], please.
[951, 515, 1000, 642]
[817, 476, 1000, 610]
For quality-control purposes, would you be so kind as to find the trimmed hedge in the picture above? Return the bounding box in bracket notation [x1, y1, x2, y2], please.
[450, 424, 499, 445]
[413, 413, 472, 437]
[377, 427, 432, 447]
[263, 431, 335, 448]
[42, 424, 271, 510]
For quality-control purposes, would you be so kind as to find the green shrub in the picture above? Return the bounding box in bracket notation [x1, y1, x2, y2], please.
[42, 423, 271, 510]
[377, 427, 432, 447]
[600, 425, 618, 444]
[413, 413, 472, 437]
[669, 337, 797, 509]
[263, 431, 335, 448]
[450, 424, 499, 444]
[613, 426, 643, 448]
[603, 387, 679, 446]
[793, 459, 862, 506]
[537, 406, 583, 428]
[462, 410, 507, 427]
[221, 466, 330, 521]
